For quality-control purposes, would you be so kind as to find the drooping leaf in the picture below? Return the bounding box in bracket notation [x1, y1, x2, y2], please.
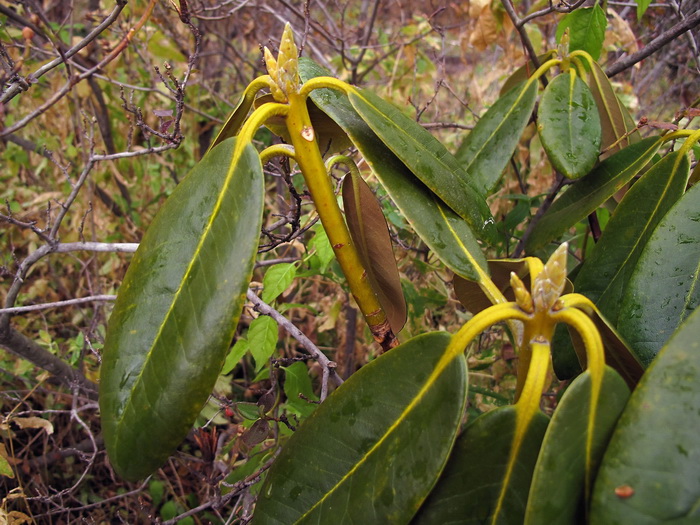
[414, 406, 549, 524]
[248, 315, 279, 371]
[251, 332, 468, 524]
[591, 308, 700, 524]
[262, 262, 297, 303]
[346, 87, 497, 242]
[99, 138, 264, 481]
[500, 52, 557, 96]
[342, 172, 407, 333]
[456, 80, 539, 194]
[618, 181, 700, 367]
[556, 5, 607, 61]
[299, 58, 490, 284]
[525, 367, 630, 524]
[526, 137, 662, 253]
[586, 60, 640, 159]
[574, 151, 691, 326]
[209, 92, 256, 151]
[537, 71, 602, 180]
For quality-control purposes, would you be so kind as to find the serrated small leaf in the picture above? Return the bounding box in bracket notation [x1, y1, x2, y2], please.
[308, 223, 334, 272]
[618, 181, 700, 366]
[248, 316, 278, 371]
[538, 71, 602, 180]
[556, 5, 607, 60]
[342, 172, 406, 333]
[222, 339, 249, 375]
[456, 80, 539, 194]
[526, 137, 662, 253]
[591, 308, 700, 523]
[574, 151, 691, 326]
[346, 87, 496, 242]
[262, 263, 297, 303]
[525, 367, 630, 524]
[252, 332, 467, 524]
[100, 138, 264, 481]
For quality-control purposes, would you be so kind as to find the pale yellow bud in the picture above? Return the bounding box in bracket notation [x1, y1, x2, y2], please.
[263, 23, 300, 102]
[532, 243, 568, 312]
[510, 272, 534, 314]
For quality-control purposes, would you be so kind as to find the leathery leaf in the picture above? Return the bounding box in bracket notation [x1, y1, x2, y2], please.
[525, 367, 630, 524]
[100, 138, 264, 481]
[251, 332, 467, 524]
[591, 308, 700, 524]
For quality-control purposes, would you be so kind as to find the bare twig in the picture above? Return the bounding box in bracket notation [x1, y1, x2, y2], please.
[0, 295, 117, 315]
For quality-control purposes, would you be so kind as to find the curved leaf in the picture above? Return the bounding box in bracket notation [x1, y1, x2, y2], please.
[591, 308, 700, 524]
[99, 138, 264, 481]
[342, 172, 407, 333]
[556, 5, 607, 61]
[251, 332, 468, 524]
[525, 367, 630, 524]
[618, 181, 700, 367]
[500, 52, 557, 96]
[574, 151, 691, 326]
[209, 93, 256, 151]
[538, 71, 602, 180]
[456, 80, 539, 194]
[526, 137, 662, 253]
[346, 87, 496, 242]
[414, 406, 549, 524]
[299, 58, 490, 283]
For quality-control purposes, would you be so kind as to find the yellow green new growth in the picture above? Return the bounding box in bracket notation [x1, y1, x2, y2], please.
[263, 23, 301, 102]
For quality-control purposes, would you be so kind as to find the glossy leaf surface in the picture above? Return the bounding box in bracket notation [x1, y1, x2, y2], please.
[591, 308, 700, 524]
[499, 52, 556, 96]
[252, 332, 467, 524]
[100, 138, 264, 481]
[526, 137, 661, 253]
[525, 367, 630, 524]
[574, 151, 690, 326]
[455, 80, 539, 194]
[556, 5, 607, 60]
[342, 172, 407, 332]
[618, 181, 700, 367]
[209, 93, 255, 151]
[346, 87, 496, 242]
[413, 406, 549, 524]
[299, 58, 489, 283]
[538, 71, 602, 180]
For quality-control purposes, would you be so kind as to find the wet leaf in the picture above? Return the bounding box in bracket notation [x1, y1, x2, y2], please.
[591, 308, 700, 523]
[100, 138, 264, 481]
[209, 93, 256, 151]
[251, 332, 467, 524]
[538, 71, 602, 180]
[618, 181, 700, 367]
[342, 172, 406, 333]
[456, 80, 539, 194]
[500, 52, 557, 96]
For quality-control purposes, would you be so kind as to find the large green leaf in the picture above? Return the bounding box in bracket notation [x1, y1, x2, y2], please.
[590, 307, 700, 524]
[618, 181, 700, 367]
[526, 137, 661, 253]
[413, 406, 549, 524]
[525, 367, 630, 524]
[455, 80, 539, 194]
[346, 87, 496, 242]
[251, 332, 468, 524]
[556, 5, 607, 61]
[573, 151, 691, 326]
[342, 171, 407, 333]
[499, 52, 557, 96]
[209, 93, 256, 151]
[99, 138, 264, 481]
[299, 58, 489, 283]
[537, 71, 602, 180]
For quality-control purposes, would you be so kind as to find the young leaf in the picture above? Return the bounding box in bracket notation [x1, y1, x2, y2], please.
[283, 361, 319, 417]
[591, 308, 700, 523]
[538, 71, 602, 180]
[262, 263, 297, 303]
[251, 332, 467, 524]
[342, 172, 407, 333]
[299, 58, 490, 284]
[556, 5, 607, 61]
[525, 367, 630, 524]
[248, 316, 279, 371]
[414, 406, 549, 524]
[456, 80, 539, 194]
[308, 223, 334, 272]
[618, 181, 700, 367]
[636, 0, 653, 19]
[574, 151, 691, 326]
[346, 87, 496, 242]
[222, 339, 250, 375]
[99, 138, 264, 481]
[525, 137, 662, 253]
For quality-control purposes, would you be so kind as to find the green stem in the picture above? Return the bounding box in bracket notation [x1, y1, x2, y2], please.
[285, 92, 397, 351]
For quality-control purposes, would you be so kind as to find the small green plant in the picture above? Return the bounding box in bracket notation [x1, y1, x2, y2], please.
[99, 20, 700, 524]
